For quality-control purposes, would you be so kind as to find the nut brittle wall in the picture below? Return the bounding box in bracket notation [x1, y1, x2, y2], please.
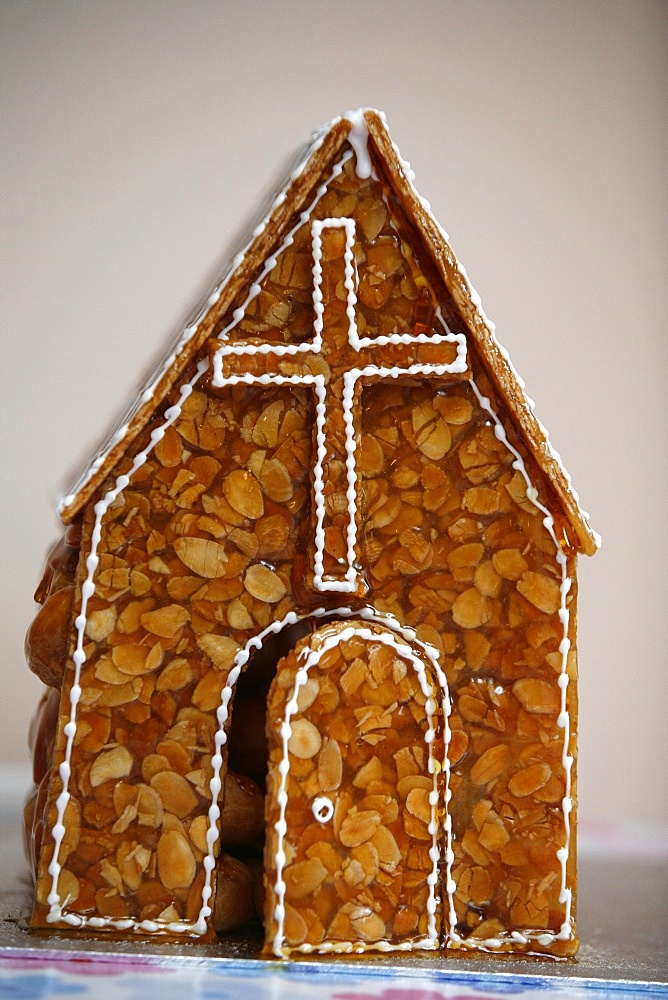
[30, 148, 578, 955]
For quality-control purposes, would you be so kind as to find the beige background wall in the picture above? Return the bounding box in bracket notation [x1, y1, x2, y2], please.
[2, 1, 666, 826]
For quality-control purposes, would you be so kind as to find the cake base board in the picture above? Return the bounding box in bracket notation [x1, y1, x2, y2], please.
[1, 834, 666, 995]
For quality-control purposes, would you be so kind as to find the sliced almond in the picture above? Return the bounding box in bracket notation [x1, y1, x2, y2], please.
[89, 746, 133, 788]
[156, 830, 196, 890]
[512, 678, 560, 715]
[288, 718, 322, 760]
[317, 737, 343, 791]
[150, 771, 199, 818]
[284, 857, 327, 899]
[452, 587, 490, 629]
[470, 744, 509, 786]
[517, 571, 561, 614]
[223, 469, 264, 519]
[244, 563, 287, 603]
[174, 536, 228, 578]
[339, 809, 381, 847]
[140, 604, 190, 639]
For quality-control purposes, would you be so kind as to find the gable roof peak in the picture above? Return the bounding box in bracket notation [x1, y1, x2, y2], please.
[56, 110, 599, 556]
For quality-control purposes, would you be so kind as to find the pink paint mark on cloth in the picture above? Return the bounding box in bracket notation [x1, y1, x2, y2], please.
[333, 988, 499, 1000]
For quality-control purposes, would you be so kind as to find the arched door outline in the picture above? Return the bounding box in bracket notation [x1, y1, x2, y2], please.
[269, 620, 440, 955]
[197, 604, 457, 945]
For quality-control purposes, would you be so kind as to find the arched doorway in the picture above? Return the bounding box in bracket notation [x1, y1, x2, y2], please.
[262, 618, 446, 956]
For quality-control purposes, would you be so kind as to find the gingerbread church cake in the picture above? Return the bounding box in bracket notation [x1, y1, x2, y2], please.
[24, 109, 599, 958]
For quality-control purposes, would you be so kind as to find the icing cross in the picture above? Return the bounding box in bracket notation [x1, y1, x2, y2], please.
[211, 217, 468, 594]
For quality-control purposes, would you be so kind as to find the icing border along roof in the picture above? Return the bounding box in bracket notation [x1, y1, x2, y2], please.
[56, 109, 599, 556]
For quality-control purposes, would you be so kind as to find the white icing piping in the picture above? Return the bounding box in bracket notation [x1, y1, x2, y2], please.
[211, 216, 357, 595]
[310, 217, 358, 593]
[289, 938, 438, 955]
[45, 356, 210, 931]
[311, 216, 358, 350]
[456, 376, 576, 949]
[213, 217, 467, 595]
[342, 108, 373, 180]
[271, 624, 440, 957]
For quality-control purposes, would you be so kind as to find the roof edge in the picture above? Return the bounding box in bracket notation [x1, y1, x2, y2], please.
[57, 115, 353, 523]
[362, 110, 600, 556]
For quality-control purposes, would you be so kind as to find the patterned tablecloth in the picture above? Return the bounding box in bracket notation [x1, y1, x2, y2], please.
[1, 769, 666, 999]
